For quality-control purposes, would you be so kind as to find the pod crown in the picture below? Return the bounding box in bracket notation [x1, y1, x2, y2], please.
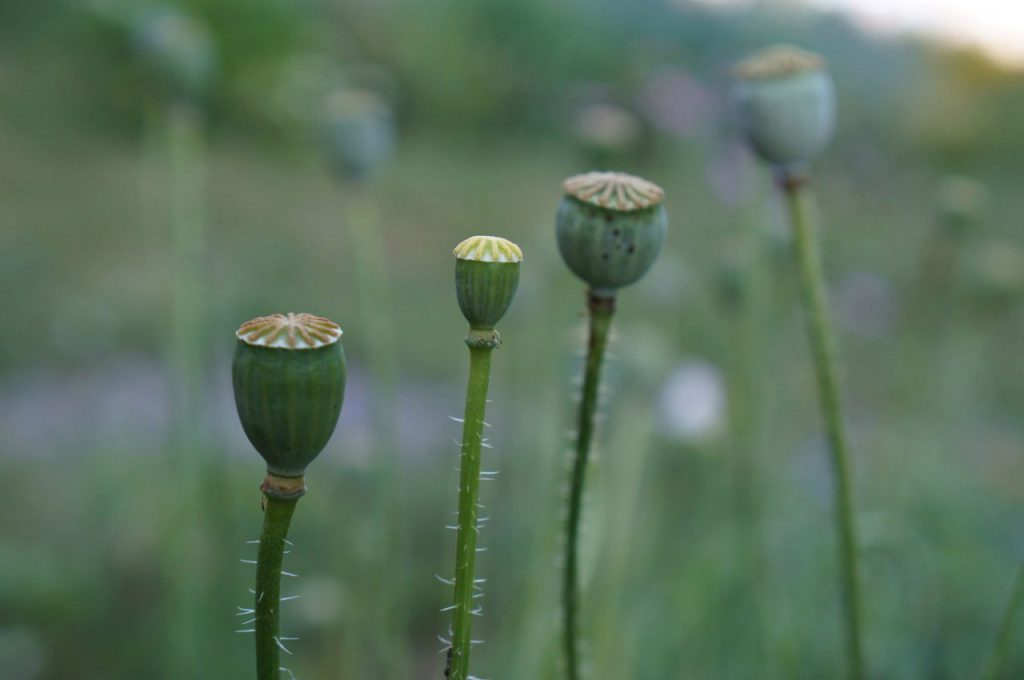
[733, 44, 825, 80]
[453, 235, 523, 263]
[562, 171, 664, 212]
[236, 313, 342, 350]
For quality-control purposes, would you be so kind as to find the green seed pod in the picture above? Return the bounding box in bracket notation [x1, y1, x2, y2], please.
[134, 9, 215, 102]
[232, 313, 346, 481]
[937, 174, 989, 238]
[732, 45, 835, 169]
[324, 88, 396, 182]
[555, 171, 667, 295]
[454, 235, 522, 334]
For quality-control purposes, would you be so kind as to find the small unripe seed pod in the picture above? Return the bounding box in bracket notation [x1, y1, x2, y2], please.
[732, 45, 835, 169]
[555, 171, 667, 295]
[232, 313, 346, 481]
[454, 235, 522, 339]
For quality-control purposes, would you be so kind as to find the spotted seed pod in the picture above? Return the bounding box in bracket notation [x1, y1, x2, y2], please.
[555, 171, 667, 295]
[731, 44, 835, 168]
[454, 236, 522, 333]
[232, 313, 346, 479]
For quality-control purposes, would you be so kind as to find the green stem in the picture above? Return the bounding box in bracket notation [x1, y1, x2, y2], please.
[164, 100, 208, 678]
[448, 344, 494, 680]
[979, 558, 1024, 680]
[255, 495, 299, 680]
[728, 250, 766, 673]
[783, 180, 865, 680]
[563, 292, 615, 680]
[168, 101, 206, 456]
[338, 183, 407, 680]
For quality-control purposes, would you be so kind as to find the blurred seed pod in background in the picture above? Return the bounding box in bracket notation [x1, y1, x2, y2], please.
[324, 88, 396, 182]
[936, 174, 990, 238]
[555, 171, 667, 296]
[731, 44, 835, 171]
[573, 102, 643, 167]
[964, 241, 1024, 308]
[133, 8, 216, 103]
[232, 313, 347, 479]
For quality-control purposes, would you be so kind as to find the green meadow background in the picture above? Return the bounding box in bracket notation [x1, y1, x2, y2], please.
[0, 1, 1022, 679]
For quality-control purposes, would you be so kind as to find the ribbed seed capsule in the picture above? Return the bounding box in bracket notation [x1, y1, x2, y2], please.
[454, 235, 523, 333]
[731, 44, 835, 169]
[232, 313, 346, 479]
[555, 171, 667, 295]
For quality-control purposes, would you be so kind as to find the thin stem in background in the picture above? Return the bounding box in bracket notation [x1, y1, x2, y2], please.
[168, 101, 207, 458]
[255, 495, 299, 680]
[727, 246, 767, 675]
[164, 100, 210, 678]
[336, 184, 408, 680]
[782, 179, 866, 680]
[563, 292, 615, 680]
[448, 345, 494, 680]
[590, 400, 655, 680]
[979, 558, 1024, 680]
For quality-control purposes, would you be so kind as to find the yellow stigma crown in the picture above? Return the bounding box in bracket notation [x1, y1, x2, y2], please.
[453, 235, 523, 263]
[236, 313, 343, 350]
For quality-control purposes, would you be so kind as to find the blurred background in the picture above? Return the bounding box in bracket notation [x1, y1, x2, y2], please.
[0, 1, 1022, 679]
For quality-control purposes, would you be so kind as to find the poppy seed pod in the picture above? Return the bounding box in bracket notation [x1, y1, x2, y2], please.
[324, 88, 396, 182]
[937, 175, 989, 238]
[134, 9, 215, 101]
[454, 236, 522, 334]
[232, 313, 346, 480]
[732, 45, 835, 169]
[555, 171, 667, 295]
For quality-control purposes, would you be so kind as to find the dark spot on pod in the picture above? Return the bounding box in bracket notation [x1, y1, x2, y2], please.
[602, 253, 610, 260]
[612, 228, 620, 235]
[627, 245, 636, 254]
[605, 214, 614, 223]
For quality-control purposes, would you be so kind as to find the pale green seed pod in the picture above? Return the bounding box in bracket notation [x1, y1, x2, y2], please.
[555, 171, 667, 295]
[454, 236, 523, 336]
[937, 175, 989, 238]
[134, 9, 215, 102]
[732, 45, 835, 169]
[232, 313, 346, 482]
[324, 88, 396, 182]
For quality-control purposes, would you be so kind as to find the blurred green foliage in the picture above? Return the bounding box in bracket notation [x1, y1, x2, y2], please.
[0, 1, 1022, 680]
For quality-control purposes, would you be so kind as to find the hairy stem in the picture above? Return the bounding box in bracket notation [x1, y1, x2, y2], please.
[448, 345, 494, 680]
[563, 292, 615, 680]
[783, 180, 865, 680]
[979, 558, 1024, 680]
[255, 495, 299, 680]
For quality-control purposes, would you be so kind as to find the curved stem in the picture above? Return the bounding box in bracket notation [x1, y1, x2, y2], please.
[783, 181, 865, 680]
[255, 495, 299, 680]
[979, 558, 1024, 680]
[448, 344, 494, 680]
[563, 292, 615, 680]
